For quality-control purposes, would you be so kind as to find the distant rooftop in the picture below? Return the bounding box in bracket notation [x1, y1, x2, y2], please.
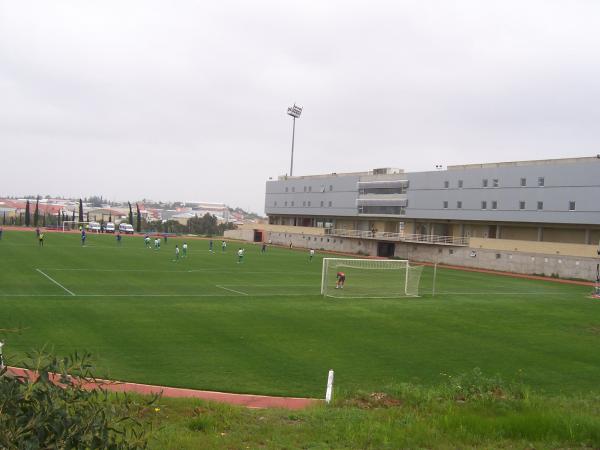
[277, 168, 403, 180]
[447, 155, 600, 170]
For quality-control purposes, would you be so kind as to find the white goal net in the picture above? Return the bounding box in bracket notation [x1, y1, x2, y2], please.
[321, 258, 424, 298]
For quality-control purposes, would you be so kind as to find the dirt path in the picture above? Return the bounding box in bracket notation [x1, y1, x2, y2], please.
[6, 367, 320, 410]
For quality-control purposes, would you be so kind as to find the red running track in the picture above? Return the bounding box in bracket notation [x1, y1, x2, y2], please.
[6, 367, 320, 410]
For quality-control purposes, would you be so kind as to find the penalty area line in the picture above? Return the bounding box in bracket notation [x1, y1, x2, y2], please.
[35, 268, 76, 296]
[215, 285, 249, 296]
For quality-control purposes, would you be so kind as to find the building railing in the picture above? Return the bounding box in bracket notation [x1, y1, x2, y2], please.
[324, 228, 469, 246]
[401, 233, 470, 246]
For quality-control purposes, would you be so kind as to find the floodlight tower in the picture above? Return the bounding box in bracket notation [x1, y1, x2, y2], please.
[287, 103, 303, 177]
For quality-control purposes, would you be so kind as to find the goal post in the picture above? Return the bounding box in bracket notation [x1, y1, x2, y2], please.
[321, 258, 424, 298]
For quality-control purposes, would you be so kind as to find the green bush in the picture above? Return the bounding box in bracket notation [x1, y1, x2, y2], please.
[0, 350, 157, 449]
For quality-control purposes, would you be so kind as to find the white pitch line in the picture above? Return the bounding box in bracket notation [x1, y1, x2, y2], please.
[0, 292, 311, 298]
[215, 285, 249, 296]
[35, 269, 76, 296]
[37, 268, 318, 275]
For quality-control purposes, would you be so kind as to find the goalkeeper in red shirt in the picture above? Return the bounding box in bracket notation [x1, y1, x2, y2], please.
[335, 271, 346, 289]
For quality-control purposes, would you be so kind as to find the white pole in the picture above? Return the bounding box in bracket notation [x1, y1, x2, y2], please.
[404, 261, 409, 295]
[325, 369, 334, 404]
[432, 263, 437, 297]
[321, 259, 328, 296]
[0, 341, 4, 370]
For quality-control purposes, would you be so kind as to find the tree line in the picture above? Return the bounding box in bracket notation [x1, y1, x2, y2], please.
[3, 198, 235, 237]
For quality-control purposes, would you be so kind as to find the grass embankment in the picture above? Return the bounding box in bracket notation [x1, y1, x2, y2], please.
[145, 371, 600, 449]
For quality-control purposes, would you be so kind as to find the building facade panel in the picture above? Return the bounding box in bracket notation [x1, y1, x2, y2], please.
[265, 157, 600, 231]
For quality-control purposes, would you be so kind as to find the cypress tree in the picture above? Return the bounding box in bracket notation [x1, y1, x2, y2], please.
[136, 203, 141, 232]
[78, 199, 84, 222]
[25, 200, 31, 226]
[128, 202, 133, 226]
[33, 197, 39, 227]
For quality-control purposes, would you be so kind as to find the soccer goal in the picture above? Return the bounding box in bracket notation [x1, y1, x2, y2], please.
[62, 221, 89, 232]
[321, 258, 425, 298]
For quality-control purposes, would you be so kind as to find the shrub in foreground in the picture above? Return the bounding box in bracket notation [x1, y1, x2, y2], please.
[0, 350, 157, 449]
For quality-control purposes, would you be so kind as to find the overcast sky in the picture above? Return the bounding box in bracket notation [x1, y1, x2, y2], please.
[1, 1, 599, 213]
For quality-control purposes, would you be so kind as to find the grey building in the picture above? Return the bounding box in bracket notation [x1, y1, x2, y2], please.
[265, 156, 600, 245]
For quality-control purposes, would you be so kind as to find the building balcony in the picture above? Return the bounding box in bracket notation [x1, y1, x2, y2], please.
[324, 228, 469, 246]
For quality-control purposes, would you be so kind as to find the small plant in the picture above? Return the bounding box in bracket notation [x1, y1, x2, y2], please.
[439, 367, 526, 402]
[0, 349, 157, 449]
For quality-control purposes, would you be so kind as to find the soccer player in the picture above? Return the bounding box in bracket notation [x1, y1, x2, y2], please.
[0, 226, 3, 240]
[81, 229, 86, 246]
[237, 248, 244, 263]
[144, 235, 151, 248]
[154, 237, 160, 249]
[335, 271, 346, 289]
[164, 234, 168, 244]
[175, 245, 180, 261]
[38, 232, 44, 247]
[182, 242, 188, 257]
[209, 240, 213, 252]
[261, 242, 266, 253]
[222, 240, 227, 252]
[116, 232, 122, 245]
[309, 249, 315, 261]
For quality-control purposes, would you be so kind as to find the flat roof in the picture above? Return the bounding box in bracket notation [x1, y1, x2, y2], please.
[273, 156, 600, 180]
[447, 156, 600, 170]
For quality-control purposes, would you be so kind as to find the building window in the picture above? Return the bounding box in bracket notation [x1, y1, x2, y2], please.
[359, 205, 406, 215]
[274, 201, 277, 206]
[538, 177, 545, 187]
[482, 179, 488, 187]
[291, 201, 294, 206]
[329, 185, 333, 191]
[284, 201, 288, 206]
[443, 201, 448, 208]
[457, 201, 462, 209]
[458, 179, 463, 188]
[537, 201, 543, 210]
[481, 201, 487, 210]
[328, 201, 332, 207]
[492, 201, 498, 209]
[308, 201, 311, 207]
[493, 179, 499, 187]
[302, 201, 306, 206]
[520, 178, 527, 187]
[303, 186, 306, 192]
[360, 186, 407, 195]
[444, 180, 449, 188]
[569, 201, 576, 211]
[519, 201, 526, 210]
[320, 201, 324, 207]
[285, 187, 289, 192]
[292, 187, 295, 192]
[308, 186, 312, 192]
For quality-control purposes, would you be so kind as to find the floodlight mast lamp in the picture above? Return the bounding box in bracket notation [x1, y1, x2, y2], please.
[287, 104, 302, 176]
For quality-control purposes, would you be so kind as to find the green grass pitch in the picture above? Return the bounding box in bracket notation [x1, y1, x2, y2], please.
[1, 229, 599, 398]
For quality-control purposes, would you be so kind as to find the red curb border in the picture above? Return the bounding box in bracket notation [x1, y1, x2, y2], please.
[5, 367, 320, 410]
